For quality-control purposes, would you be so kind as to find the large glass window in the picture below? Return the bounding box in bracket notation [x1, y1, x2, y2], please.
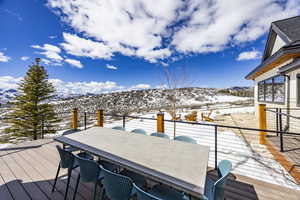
[258, 75, 285, 103]
[258, 81, 265, 101]
[273, 76, 285, 103]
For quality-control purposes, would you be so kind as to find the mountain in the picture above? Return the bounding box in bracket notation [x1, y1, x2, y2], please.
[0, 89, 17, 104]
[52, 87, 252, 115]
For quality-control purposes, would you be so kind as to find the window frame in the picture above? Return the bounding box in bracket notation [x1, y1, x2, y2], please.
[257, 75, 285, 104]
[297, 74, 300, 106]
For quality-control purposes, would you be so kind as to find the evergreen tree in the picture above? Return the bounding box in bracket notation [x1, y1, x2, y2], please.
[5, 58, 59, 140]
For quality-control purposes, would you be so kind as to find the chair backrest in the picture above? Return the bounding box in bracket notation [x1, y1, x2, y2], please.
[75, 155, 101, 183]
[150, 132, 169, 139]
[62, 129, 79, 135]
[134, 184, 161, 200]
[56, 145, 75, 169]
[101, 166, 133, 200]
[217, 160, 232, 178]
[131, 129, 147, 135]
[174, 136, 197, 144]
[112, 126, 125, 131]
[213, 160, 232, 200]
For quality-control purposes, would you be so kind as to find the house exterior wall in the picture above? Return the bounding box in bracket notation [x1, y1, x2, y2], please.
[253, 58, 300, 133]
[271, 35, 286, 56]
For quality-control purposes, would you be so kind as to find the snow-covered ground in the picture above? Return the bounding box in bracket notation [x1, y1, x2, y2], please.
[215, 106, 254, 115]
[102, 113, 300, 190]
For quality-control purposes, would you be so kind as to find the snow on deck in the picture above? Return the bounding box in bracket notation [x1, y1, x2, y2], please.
[104, 113, 300, 190]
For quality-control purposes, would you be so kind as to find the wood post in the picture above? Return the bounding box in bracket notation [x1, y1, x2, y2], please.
[97, 110, 104, 127]
[157, 113, 164, 133]
[258, 104, 267, 144]
[72, 108, 78, 130]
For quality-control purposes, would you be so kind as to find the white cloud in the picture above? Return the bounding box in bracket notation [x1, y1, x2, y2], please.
[129, 84, 151, 90]
[236, 50, 261, 61]
[48, 0, 300, 60]
[106, 64, 118, 70]
[31, 44, 63, 65]
[65, 58, 83, 68]
[0, 76, 22, 90]
[61, 33, 113, 60]
[49, 35, 57, 39]
[0, 75, 151, 95]
[20, 56, 30, 61]
[0, 52, 11, 62]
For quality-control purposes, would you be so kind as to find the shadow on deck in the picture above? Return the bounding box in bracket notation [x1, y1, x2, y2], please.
[0, 139, 299, 200]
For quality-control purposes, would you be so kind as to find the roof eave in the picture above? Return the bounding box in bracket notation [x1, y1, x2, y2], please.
[245, 45, 300, 80]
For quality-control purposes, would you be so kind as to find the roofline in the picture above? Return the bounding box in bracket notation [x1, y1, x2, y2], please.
[245, 44, 300, 80]
[279, 58, 300, 74]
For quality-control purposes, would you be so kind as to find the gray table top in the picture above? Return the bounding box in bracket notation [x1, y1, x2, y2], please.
[55, 127, 209, 196]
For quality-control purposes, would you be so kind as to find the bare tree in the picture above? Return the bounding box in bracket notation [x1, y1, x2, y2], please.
[160, 65, 191, 138]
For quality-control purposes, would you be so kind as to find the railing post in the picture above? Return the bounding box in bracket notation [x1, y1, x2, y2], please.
[279, 108, 284, 152]
[97, 110, 104, 127]
[72, 108, 78, 130]
[157, 113, 164, 133]
[41, 115, 44, 139]
[258, 104, 267, 145]
[214, 125, 218, 170]
[123, 115, 126, 129]
[84, 111, 87, 130]
[276, 108, 279, 136]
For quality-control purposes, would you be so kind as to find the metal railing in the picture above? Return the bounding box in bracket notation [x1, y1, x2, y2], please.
[79, 111, 300, 170]
[266, 108, 300, 152]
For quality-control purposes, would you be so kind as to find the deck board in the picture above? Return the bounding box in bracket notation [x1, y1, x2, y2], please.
[0, 139, 299, 200]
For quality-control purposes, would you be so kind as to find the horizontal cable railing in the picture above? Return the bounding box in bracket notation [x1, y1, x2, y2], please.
[1, 108, 300, 188]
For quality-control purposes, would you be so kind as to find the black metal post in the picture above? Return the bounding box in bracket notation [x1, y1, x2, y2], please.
[41, 115, 44, 139]
[84, 112, 87, 130]
[123, 115, 126, 129]
[279, 108, 283, 152]
[276, 108, 279, 136]
[214, 125, 218, 170]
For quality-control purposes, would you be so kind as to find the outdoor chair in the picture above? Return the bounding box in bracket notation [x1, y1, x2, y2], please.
[150, 132, 170, 139]
[134, 183, 162, 200]
[100, 165, 134, 200]
[73, 155, 104, 200]
[174, 136, 197, 144]
[131, 128, 147, 135]
[62, 129, 80, 151]
[112, 126, 125, 131]
[148, 160, 232, 200]
[202, 160, 232, 200]
[52, 145, 93, 200]
[120, 168, 147, 188]
[201, 110, 216, 122]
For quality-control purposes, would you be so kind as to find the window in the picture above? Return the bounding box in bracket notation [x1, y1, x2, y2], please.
[273, 76, 285, 103]
[297, 74, 300, 105]
[258, 75, 285, 103]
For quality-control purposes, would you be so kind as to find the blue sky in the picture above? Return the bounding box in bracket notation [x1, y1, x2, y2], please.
[0, 0, 299, 94]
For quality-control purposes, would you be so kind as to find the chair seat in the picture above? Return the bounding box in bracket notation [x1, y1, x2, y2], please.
[120, 169, 147, 188]
[149, 185, 189, 200]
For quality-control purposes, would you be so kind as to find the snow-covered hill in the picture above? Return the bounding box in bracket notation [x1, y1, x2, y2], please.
[0, 89, 17, 104]
[52, 87, 252, 114]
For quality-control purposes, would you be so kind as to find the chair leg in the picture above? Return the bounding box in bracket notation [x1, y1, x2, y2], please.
[73, 173, 80, 200]
[64, 169, 72, 200]
[93, 182, 98, 200]
[52, 163, 61, 192]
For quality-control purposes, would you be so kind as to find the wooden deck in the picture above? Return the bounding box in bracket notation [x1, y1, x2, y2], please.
[0, 139, 300, 200]
[267, 134, 300, 184]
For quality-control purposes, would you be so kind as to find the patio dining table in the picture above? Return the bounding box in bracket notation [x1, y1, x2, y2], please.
[54, 127, 210, 197]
